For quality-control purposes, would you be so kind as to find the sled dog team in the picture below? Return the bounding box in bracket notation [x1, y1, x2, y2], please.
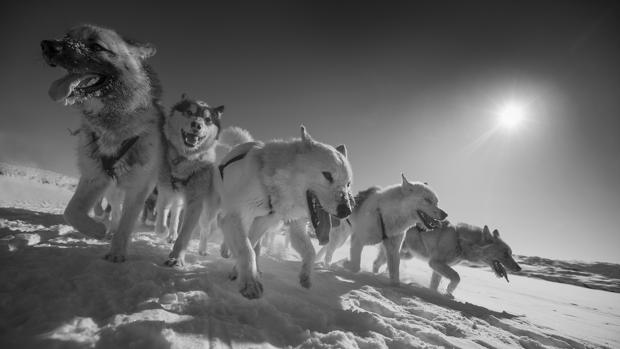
[41, 24, 521, 299]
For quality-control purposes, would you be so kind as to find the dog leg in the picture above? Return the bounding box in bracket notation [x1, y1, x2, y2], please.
[429, 260, 460, 297]
[221, 213, 263, 299]
[105, 181, 154, 262]
[289, 219, 315, 288]
[166, 198, 204, 267]
[344, 233, 364, 273]
[373, 245, 388, 273]
[384, 233, 406, 286]
[167, 201, 183, 243]
[197, 212, 210, 256]
[105, 187, 124, 239]
[198, 193, 219, 256]
[64, 176, 110, 239]
[154, 190, 171, 238]
[429, 271, 442, 291]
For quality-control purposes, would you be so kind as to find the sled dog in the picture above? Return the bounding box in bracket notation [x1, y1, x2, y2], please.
[338, 175, 448, 285]
[373, 223, 522, 297]
[41, 24, 164, 262]
[155, 95, 225, 266]
[218, 126, 354, 299]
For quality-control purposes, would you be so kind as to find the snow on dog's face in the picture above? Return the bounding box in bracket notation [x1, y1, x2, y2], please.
[41, 24, 156, 110]
[400, 175, 448, 229]
[479, 226, 522, 282]
[294, 126, 354, 245]
[166, 95, 223, 154]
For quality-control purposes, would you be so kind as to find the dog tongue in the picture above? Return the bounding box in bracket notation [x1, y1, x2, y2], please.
[48, 73, 85, 102]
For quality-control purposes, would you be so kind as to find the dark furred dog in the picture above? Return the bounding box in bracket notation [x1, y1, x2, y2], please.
[41, 24, 164, 262]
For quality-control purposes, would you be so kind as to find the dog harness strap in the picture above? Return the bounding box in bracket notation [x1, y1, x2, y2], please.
[218, 152, 248, 179]
[378, 209, 388, 240]
[91, 132, 140, 178]
[170, 174, 193, 190]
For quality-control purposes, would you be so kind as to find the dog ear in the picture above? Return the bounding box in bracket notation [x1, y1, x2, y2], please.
[492, 229, 500, 239]
[301, 125, 314, 145]
[482, 225, 493, 242]
[212, 105, 224, 121]
[131, 42, 157, 60]
[401, 173, 412, 187]
[336, 144, 347, 158]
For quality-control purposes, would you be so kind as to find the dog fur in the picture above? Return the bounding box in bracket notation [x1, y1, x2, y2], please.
[336, 175, 448, 285]
[217, 126, 354, 299]
[373, 223, 522, 297]
[154, 95, 226, 266]
[41, 24, 164, 262]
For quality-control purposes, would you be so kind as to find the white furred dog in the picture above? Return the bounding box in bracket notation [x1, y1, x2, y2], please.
[333, 175, 448, 285]
[217, 126, 354, 299]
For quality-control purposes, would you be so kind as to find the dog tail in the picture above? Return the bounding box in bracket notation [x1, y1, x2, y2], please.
[353, 186, 381, 212]
[216, 126, 254, 163]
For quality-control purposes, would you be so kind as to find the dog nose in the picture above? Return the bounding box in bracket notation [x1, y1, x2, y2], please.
[190, 121, 202, 130]
[41, 40, 61, 56]
[336, 203, 352, 218]
[439, 209, 448, 220]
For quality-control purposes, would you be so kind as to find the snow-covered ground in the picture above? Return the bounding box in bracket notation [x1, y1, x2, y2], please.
[1, 164, 618, 348]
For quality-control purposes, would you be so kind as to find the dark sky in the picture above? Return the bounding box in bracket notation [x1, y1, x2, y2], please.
[1, 0, 619, 262]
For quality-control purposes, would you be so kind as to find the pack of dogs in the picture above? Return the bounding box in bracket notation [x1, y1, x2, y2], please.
[41, 24, 521, 300]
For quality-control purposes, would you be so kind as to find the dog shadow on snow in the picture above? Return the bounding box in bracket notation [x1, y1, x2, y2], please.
[0, 209, 518, 348]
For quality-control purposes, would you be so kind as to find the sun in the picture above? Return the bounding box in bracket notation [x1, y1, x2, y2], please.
[497, 101, 526, 130]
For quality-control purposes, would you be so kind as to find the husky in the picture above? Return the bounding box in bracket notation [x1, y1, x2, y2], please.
[154, 95, 227, 266]
[218, 126, 354, 299]
[373, 223, 522, 297]
[336, 175, 448, 286]
[156, 124, 253, 258]
[41, 24, 164, 262]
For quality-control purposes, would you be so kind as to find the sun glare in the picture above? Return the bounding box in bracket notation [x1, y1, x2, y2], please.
[497, 101, 526, 130]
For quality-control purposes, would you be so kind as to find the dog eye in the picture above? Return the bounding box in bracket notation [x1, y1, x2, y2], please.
[90, 43, 105, 52]
[347, 181, 351, 187]
[425, 198, 433, 204]
[322, 171, 333, 183]
[203, 116, 212, 124]
[183, 109, 193, 117]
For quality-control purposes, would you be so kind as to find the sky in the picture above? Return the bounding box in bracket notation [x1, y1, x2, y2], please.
[1, 0, 619, 262]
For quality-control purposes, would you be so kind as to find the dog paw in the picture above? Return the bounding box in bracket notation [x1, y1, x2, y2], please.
[103, 253, 126, 263]
[164, 257, 184, 267]
[299, 273, 312, 289]
[343, 260, 360, 273]
[239, 278, 264, 299]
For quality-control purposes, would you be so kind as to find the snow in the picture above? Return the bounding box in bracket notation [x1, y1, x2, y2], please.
[1, 164, 618, 348]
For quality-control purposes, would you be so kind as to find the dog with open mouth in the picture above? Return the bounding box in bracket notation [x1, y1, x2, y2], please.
[373, 223, 522, 298]
[216, 126, 354, 299]
[41, 24, 164, 262]
[155, 95, 224, 266]
[331, 175, 448, 286]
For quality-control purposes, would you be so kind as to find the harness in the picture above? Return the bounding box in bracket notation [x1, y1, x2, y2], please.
[218, 152, 248, 179]
[217, 150, 273, 214]
[377, 208, 388, 240]
[170, 174, 193, 190]
[90, 132, 140, 179]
